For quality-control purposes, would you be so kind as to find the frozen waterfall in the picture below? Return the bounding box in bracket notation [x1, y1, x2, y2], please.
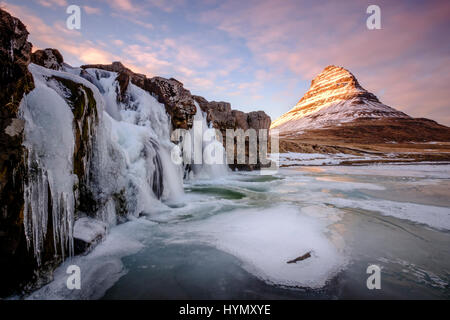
[20, 64, 185, 262]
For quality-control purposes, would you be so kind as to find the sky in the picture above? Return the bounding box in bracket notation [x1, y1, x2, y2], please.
[2, 0, 450, 125]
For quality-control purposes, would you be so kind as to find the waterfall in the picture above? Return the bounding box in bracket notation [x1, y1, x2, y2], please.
[85, 68, 184, 203]
[20, 64, 184, 262]
[20, 63, 230, 265]
[148, 138, 164, 199]
[187, 102, 229, 179]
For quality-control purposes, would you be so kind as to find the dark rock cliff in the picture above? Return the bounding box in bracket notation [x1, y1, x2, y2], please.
[0, 10, 101, 297]
[0, 8, 35, 297]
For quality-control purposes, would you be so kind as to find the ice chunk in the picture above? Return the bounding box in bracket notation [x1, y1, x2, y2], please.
[73, 217, 107, 254]
[170, 205, 347, 288]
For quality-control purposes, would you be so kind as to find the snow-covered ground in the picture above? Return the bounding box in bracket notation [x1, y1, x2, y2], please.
[275, 151, 450, 167]
[275, 152, 386, 166]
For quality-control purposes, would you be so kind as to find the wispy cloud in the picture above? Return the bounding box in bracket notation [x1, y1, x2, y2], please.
[83, 5, 101, 15]
[110, 12, 153, 30]
[147, 0, 185, 13]
[197, 0, 450, 122]
[37, 0, 67, 8]
[105, 0, 142, 14]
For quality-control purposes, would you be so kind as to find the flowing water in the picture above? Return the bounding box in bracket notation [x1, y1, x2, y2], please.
[28, 164, 450, 300]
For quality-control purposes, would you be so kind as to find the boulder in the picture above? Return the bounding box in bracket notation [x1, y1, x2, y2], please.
[143, 76, 197, 129]
[31, 48, 64, 70]
[73, 218, 107, 255]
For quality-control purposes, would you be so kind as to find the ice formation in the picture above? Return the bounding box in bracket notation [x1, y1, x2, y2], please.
[19, 63, 196, 263]
[21, 69, 77, 263]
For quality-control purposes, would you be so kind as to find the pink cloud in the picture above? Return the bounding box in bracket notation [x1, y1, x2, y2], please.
[106, 0, 141, 14]
[147, 0, 185, 13]
[37, 0, 67, 8]
[83, 5, 101, 15]
[112, 39, 124, 47]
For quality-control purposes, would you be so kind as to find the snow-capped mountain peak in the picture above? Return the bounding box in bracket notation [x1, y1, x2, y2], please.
[270, 65, 409, 132]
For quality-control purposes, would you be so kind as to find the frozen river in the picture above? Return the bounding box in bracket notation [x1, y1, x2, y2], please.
[29, 164, 450, 299]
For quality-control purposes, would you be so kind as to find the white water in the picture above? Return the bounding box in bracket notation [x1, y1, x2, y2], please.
[179, 102, 229, 180]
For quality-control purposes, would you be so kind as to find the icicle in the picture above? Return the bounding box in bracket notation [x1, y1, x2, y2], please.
[21, 67, 77, 264]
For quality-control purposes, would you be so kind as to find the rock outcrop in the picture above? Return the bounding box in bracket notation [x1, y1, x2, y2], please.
[31, 48, 64, 70]
[193, 96, 271, 132]
[0, 8, 35, 297]
[193, 95, 271, 170]
[144, 76, 197, 129]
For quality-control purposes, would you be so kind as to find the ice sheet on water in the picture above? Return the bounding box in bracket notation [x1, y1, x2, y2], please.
[277, 152, 385, 166]
[168, 205, 347, 288]
[278, 168, 385, 191]
[328, 198, 450, 231]
[27, 219, 154, 300]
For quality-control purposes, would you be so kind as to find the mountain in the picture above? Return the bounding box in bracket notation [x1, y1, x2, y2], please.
[271, 65, 411, 132]
[271, 65, 450, 159]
